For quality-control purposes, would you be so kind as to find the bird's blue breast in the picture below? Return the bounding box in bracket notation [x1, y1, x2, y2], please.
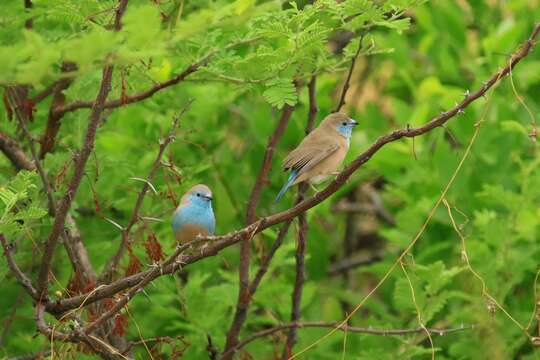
[172, 202, 215, 235]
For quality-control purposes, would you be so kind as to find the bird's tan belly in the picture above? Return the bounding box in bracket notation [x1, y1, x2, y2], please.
[294, 145, 348, 185]
[175, 224, 210, 244]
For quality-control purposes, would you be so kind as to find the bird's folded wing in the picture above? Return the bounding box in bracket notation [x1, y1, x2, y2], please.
[283, 141, 339, 174]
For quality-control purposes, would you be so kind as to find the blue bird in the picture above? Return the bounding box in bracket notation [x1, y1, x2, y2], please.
[275, 112, 358, 202]
[172, 184, 215, 243]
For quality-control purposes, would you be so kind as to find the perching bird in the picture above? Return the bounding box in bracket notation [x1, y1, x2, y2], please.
[172, 184, 215, 243]
[275, 112, 358, 202]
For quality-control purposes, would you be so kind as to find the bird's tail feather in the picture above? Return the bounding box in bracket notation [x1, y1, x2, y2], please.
[274, 169, 298, 203]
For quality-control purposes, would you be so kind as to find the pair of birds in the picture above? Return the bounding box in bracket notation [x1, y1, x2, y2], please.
[172, 112, 359, 243]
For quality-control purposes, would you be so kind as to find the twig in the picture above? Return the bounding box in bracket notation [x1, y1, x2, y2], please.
[245, 105, 294, 224]
[84, 238, 203, 334]
[7, 350, 52, 360]
[222, 105, 294, 358]
[0, 235, 39, 300]
[327, 251, 384, 276]
[39, 61, 77, 159]
[206, 334, 218, 360]
[36, 0, 130, 300]
[223, 321, 475, 357]
[99, 100, 193, 284]
[44, 22, 540, 315]
[282, 75, 317, 358]
[334, 36, 363, 112]
[55, 38, 259, 117]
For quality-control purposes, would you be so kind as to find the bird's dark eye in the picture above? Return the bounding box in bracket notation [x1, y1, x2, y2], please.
[342, 122, 347, 126]
[196, 193, 201, 197]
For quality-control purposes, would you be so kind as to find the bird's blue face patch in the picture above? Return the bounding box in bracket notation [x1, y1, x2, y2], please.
[336, 119, 358, 139]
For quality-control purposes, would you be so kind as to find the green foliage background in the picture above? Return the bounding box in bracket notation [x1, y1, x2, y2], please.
[1, 0, 540, 359]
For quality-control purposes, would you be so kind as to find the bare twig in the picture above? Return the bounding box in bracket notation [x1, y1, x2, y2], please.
[334, 36, 363, 112]
[36, 0, 130, 300]
[0, 235, 38, 299]
[85, 239, 199, 334]
[245, 105, 295, 224]
[39, 61, 77, 159]
[99, 100, 193, 284]
[223, 322, 475, 356]
[282, 75, 317, 358]
[44, 22, 540, 315]
[328, 251, 384, 276]
[222, 105, 294, 358]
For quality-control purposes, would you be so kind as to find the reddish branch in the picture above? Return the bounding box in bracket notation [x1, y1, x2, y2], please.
[36, 0, 129, 300]
[42, 22, 540, 316]
[282, 76, 317, 358]
[39, 62, 77, 159]
[223, 322, 475, 356]
[99, 100, 193, 284]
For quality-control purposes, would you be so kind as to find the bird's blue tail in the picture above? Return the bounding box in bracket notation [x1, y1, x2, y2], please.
[274, 169, 298, 203]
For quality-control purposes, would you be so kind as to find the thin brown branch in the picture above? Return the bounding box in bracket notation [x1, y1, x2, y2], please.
[98, 100, 192, 284]
[35, 303, 125, 360]
[55, 38, 259, 117]
[7, 350, 52, 360]
[39, 62, 77, 159]
[328, 251, 384, 276]
[223, 105, 294, 358]
[334, 36, 363, 112]
[282, 77, 316, 358]
[0, 235, 38, 300]
[85, 238, 199, 334]
[224, 321, 475, 356]
[245, 105, 295, 224]
[36, 0, 129, 300]
[45, 22, 540, 315]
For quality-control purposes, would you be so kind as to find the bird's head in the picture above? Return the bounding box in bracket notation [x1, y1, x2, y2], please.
[322, 112, 359, 139]
[182, 184, 213, 208]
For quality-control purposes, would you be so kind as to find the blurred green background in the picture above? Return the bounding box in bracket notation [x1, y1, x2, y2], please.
[2, 0, 540, 359]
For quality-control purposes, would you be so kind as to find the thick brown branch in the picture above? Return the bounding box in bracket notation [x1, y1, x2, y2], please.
[45, 22, 540, 315]
[0, 131, 34, 170]
[55, 38, 258, 116]
[224, 322, 475, 356]
[0, 235, 39, 300]
[36, 0, 129, 300]
[99, 100, 193, 284]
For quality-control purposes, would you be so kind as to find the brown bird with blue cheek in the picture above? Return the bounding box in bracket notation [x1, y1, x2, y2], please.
[274, 112, 358, 202]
